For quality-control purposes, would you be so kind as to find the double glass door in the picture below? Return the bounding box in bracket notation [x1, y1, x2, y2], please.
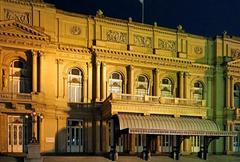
[233, 124, 240, 152]
[67, 119, 83, 152]
[191, 136, 200, 152]
[8, 116, 24, 152]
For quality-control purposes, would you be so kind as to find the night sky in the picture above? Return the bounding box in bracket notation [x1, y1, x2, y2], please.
[44, 0, 240, 37]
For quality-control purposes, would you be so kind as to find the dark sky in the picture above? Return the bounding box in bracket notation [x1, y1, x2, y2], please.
[44, 0, 240, 37]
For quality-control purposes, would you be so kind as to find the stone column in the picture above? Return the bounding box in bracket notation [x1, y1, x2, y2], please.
[127, 65, 134, 94]
[32, 51, 38, 93]
[87, 62, 92, 102]
[154, 69, 160, 96]
[184, 72, 190, 99]
[183, 138, 191, 153]
[84, 77, 88, 102]
[225, 75, 231, 108]
[179, 72, 184, 98]
[96, 61, 101, 101]
[95, 120, 101, 153]
[40, 116, 44, 152]
[155, 135, 161, 153]
[101, 62, 107, 101]
[102, 121, 109, 152]
[129, 134, 136, 154]
[230, 77, 234, 108]
[225, 122, 230, 153]
[39, 52, 45, 93]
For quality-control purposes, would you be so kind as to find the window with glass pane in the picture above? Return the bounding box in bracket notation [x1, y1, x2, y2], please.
[135, 75, 149, 96]
[193, 81, 203, 100]
[234, 83, 240, 108]
[9, 60, 30, 93]
[109, 72, 123, 94]
[161, 78, 172, 97]
[68, 68, 83, 102]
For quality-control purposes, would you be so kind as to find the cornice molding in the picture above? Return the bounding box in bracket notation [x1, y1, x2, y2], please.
[3, 0, 46, 7]
[93, 47, 212, 73]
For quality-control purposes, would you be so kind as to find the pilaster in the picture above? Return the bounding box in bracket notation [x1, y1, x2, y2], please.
[179, 72, 184, 98]
[127, 65, 134, 94]
[96, 61, 101, 101]
[101, 62, 106, 101]
[154, 69, 160, 96]
[32, 50, 38, 93]
[87, 62, 92, 102]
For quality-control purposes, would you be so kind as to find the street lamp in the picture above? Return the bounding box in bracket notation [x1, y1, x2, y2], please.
[25, 111, 44, 144]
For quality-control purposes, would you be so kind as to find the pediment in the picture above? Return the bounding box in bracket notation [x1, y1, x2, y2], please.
[0, 20, 50, 42]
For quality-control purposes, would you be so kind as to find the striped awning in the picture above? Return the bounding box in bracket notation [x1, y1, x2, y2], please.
[116, 114, 236, 136]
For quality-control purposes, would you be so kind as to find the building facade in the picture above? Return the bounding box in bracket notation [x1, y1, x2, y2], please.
[0, 0, 239, 158]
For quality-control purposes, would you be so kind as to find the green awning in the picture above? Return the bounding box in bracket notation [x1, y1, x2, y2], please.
[116, 114, 236, 136]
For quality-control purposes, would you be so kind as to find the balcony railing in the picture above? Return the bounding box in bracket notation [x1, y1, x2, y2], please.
[111, 93, 206, 107]
[0, 92, 32, 102]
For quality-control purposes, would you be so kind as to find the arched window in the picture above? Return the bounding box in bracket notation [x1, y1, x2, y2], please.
[193, 81, 203, 100]
[109, 72, 123, 94]
[161, 78, 173, 97]
[68, 68, 83, 102]
[234, 83, 240, 108]
[135, 75, 149, 96]
[9, 60, 30, 93]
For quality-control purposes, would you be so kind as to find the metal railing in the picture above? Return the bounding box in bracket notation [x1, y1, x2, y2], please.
[111, 93, 206, 107]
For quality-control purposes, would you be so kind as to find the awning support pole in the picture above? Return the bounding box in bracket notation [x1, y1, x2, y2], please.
[142, 134, 151, 161]
[198, 136, 219, 160]
[172, 135, 185, 160]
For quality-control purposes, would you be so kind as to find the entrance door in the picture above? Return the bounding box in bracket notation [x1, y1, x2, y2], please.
[135, 134, 143, 153]
[8, 116, 24, 152]
[161, 135, 172, 152]
[233, 124, 240, 152]
[67, 119, 83, 152]
[191, 136, 200, 152]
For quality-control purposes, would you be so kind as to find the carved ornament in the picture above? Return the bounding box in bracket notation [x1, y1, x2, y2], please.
[194, 46, 203, 54]
[134, 35, 152, 48]
[158, 39, 176, 52]
[4, 9, 30, 24]
[70, 26, 81, 35]
[106, 30, 127, 43]
[231, 48, 240, 58]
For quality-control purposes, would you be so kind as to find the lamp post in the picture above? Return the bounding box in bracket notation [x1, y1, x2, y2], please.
[25, 111, 43, 144]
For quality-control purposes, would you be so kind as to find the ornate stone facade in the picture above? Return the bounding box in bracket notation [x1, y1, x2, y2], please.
[0, 0, 239, 158]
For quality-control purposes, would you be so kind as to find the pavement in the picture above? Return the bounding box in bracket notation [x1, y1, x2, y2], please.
[43, 155, 240, 162]
[1, 155, 240, 162]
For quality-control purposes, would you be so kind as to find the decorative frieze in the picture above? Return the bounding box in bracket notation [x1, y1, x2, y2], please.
[231, 48, 240, 58]
[158, 39, 176, 52]
[106, 30, 127, 43]
[4, 9, 30, 24]
[70, 25, 81, 35]
[134, 35, 152, 48]
[194, 46, 203, 54]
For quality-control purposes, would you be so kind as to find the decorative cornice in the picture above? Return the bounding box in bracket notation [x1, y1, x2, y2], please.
[57, 44, 91, 55]
[3, 0, 46, 7]
[93, 47, 212, 73]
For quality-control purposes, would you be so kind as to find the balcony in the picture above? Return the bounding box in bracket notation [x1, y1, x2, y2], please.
[102, 93, 207, 118]
[0, 92, 32, 103]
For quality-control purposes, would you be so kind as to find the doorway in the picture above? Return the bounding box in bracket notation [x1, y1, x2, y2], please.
[8, 116, 24, 152]
[67, 119, 83, 152]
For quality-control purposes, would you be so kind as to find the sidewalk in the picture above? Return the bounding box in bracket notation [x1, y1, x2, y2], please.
[43, 155, 240, 162]
[1, 155, 240, 162]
